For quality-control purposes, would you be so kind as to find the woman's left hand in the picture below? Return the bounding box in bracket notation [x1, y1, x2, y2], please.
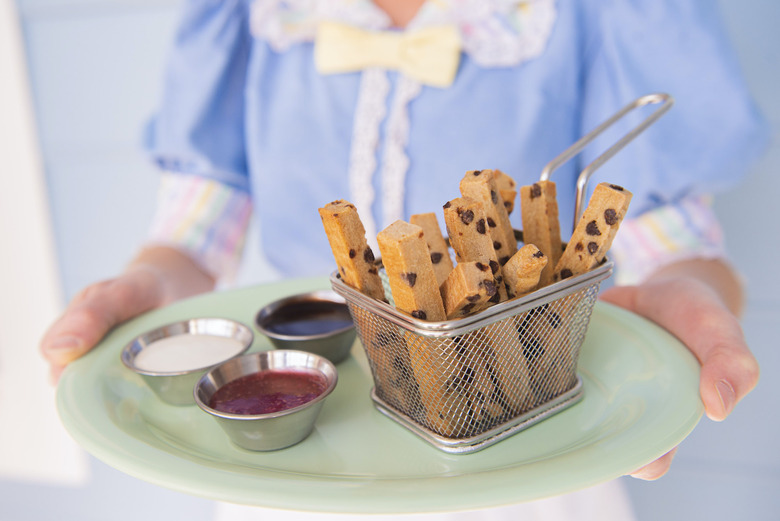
[599, 259, 759, 480]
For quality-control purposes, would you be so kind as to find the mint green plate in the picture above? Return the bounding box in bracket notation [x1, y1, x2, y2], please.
[57, 276, 703, 514]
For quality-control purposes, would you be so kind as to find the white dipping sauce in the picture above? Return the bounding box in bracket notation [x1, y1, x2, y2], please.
[134, 334, 245, 372]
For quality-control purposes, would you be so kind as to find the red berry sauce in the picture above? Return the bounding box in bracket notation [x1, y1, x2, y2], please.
[209, 369, 328, 415]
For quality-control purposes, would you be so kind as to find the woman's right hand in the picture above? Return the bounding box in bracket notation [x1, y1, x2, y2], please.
[40, 246, 216, 382]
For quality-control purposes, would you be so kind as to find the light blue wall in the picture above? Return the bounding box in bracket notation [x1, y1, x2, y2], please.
[5, 0, 779, 520]
[21, 1, 179, 300]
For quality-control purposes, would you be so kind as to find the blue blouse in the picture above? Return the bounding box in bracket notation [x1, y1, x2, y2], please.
[144, 0, 768, 279]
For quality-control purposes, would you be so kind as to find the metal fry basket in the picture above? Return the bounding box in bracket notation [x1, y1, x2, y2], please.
[330, 93, 674, 454]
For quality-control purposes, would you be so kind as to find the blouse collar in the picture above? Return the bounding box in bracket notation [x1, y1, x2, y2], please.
[251, 0, 557, 68]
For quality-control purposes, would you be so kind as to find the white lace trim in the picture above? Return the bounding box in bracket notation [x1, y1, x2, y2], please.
[348, 68, 389, 252]
[455, 0, 558, 67]
[250, 0, 388, 52]
[380, 75, 423, 229]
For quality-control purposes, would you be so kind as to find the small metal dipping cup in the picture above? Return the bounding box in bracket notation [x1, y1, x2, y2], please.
[194, 350, 338, 451]
[254, 290, 356, 364]
[121, 318, 254, 406]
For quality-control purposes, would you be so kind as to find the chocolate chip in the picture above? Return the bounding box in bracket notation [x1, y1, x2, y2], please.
[459, 209, 474, 225]
[547, 312, 562, 329]
[530, 183, 542, 198]
[575, 242, 583, 252]
[375, 331, 399, 347]
[491, 190, 498, 204]
[476, 219, 487, 234]
[368, 267, 378, 275]
[473, 170, 482, 176]
[466, 294, 482, 302]
[482, 280, 497, 296]
[349, 249, 356, 258]
[608, 184, 624, 191]
[364, 247, 375, 263]
[587, 242, 598, 255]
[504, 202, 512, 210]
[460, 365, 476, 385]
[401, 272, 417, 287]
[489, 260, 499, 274]
[411, 310, 427, 320]
[560, 268, 573, 279]
[461, 303, 476, 315]
[443, 201, 452, 209]
[499, 256, 510, 265]
[488, 292, 501, 303]
[604, 208, 618, 225]
[520, 336, 543, 359]
[339, 266, 346, 276]
[493, 241, 502, 250]
[391, 354, 409, 374]
[532, 250, 545, 258]
[487, 217, 496, 228]
[585, 221, 601, 236]
[475, 262, 490, 272]
[431, 252, 443, 264]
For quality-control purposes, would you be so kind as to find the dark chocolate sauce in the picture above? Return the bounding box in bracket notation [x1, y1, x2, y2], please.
[264, 301, 353, 337]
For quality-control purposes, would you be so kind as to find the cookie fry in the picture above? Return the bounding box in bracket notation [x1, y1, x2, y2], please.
[318, 200, 385, 301]
[504, 244, 548, 299]
[553, 183, 632, 281]
[377, 220, 447, 322]
[519, 181, 562, 288]
[410, 212, 454, 287]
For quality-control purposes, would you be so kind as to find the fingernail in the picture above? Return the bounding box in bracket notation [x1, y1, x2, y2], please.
[44, 336, 84, 365]
[48, 336, 82, 351]
[715, 379, 736, 420]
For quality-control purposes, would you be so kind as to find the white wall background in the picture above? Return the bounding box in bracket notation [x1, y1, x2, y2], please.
[0, 0, 88, 488]
[0, 0, 777, 520]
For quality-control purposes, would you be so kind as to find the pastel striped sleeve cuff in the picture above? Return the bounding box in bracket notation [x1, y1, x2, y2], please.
[609, 195, 728, 286]
[147, 173, 253, 281]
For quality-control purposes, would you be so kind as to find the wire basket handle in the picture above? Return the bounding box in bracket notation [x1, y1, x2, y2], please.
[539, 93, 675, 231]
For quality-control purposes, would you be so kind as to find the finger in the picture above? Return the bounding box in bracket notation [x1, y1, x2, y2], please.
[41, 310, 110, 367]
[629, 447, 678, 481]
[40, 270, 162, 368]
[698, 345, 759, 421]
[601, 282, 759, 421]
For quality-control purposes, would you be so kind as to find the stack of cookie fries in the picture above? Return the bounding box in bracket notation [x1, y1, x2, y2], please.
[321, 95, 669, 453]
[319, 168, 630, 453]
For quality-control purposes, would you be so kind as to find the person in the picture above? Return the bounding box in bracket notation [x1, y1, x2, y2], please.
[40, 0, 766, 519]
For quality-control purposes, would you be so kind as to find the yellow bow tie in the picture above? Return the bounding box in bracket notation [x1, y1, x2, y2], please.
[314, 21, 461, 88]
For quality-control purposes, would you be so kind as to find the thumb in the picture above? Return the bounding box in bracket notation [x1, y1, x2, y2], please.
[600, 281, 759, 421]
[40, 268, 163, 374]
